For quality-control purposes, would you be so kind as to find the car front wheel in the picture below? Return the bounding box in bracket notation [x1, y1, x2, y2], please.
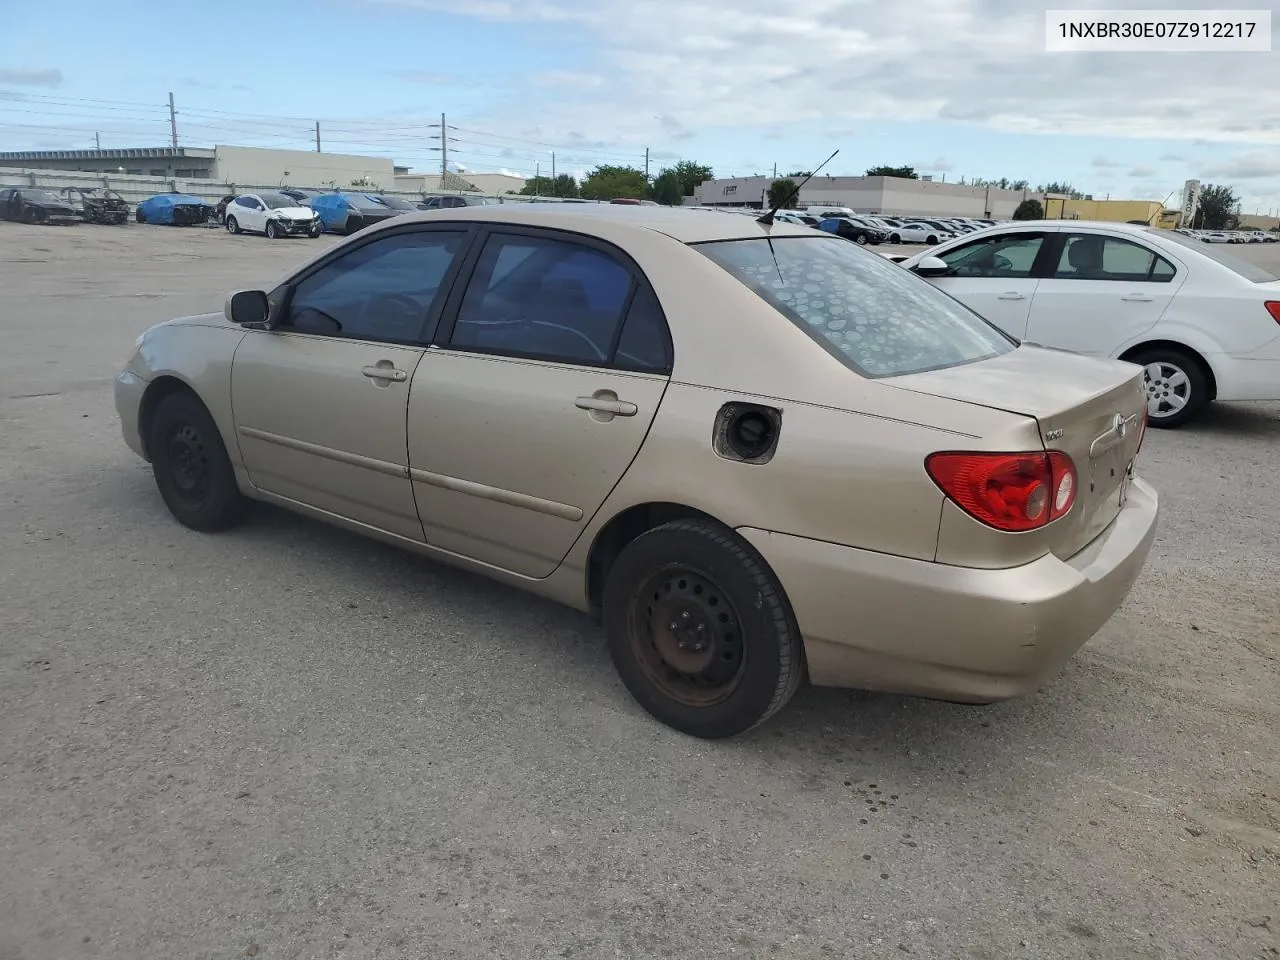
[265, 220, 280, 239]
[1132, 347, 1208, 428]
[602, 518, 804, 739]
[854, 233, 868, 245]
[147, 390, 247, 531]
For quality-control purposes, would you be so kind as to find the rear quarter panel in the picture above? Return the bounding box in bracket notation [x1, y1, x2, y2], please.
[562, 378, 1044, 586]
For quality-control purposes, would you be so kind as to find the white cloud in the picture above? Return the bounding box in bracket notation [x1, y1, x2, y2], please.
[369, 0, 1280, 149]
[1128, 165, 1157, 178]
[1092, 156, 1122, 168]
[1203, 151, 1280, 180]
[0, 67, 62, 87]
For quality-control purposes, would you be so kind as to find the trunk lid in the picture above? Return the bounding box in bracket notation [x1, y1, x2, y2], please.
[892, 346, 1147, 558]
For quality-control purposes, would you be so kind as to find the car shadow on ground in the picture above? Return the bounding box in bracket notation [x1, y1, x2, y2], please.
[217, 498, 1092, 762]
[1180, 402, 1280, 437]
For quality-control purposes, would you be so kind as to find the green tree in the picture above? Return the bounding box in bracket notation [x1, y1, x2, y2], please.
[648, 168, 685, 206]
[1192, 184, 1240, 230]
[1040, 181, 1083, 199]
[669, 160, 714, 197]
[767, 178, 799, 209]
[519, 173, 579, 198]
[1012, 198, 1044, 220]
[580, 165, 648, 201]
[865, 165, 918, 179]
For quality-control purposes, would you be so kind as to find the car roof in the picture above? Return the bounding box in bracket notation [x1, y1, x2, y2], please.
[362, 203, 816, 243]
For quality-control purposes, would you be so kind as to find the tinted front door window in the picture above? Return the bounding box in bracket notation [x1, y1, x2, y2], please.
[939, 233, 1045, 278]
[285, 230, 467, 343]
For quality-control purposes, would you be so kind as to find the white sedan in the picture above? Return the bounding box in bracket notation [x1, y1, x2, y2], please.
[900, 220, 1280, 426]
[888, 222, 953, 245]
[224, 191, 323, 239]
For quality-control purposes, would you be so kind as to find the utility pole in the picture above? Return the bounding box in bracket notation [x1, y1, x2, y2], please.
[644, 147, 650, 183]
[95, 131, 101, 150]
[428, 113, 459, 185]
[315, 122, 321, 153]
[773, 162, 777, 178]
[167, 91, 178, 150]
[551, 151, 556, 182]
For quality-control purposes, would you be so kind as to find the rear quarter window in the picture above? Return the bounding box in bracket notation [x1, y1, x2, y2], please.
[697, 236, 1015, 378]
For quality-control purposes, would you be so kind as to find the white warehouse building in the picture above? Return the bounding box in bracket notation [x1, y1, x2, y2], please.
[0, 145, 399, 191]
[691, 174, 1043, 220]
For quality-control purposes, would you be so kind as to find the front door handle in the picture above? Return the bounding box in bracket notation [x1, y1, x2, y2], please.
[362, 364, 408, 382]
[575, 396, 637, 417]
[1121, 294, 1154, 302]
[996, 292, 1025, 300]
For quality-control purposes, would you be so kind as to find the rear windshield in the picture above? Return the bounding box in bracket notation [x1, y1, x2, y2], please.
[375, 195, 418, 210]
[350, 195, 389, 211]
[1154, 229, 1278, 282]
[698, 236, 1016, 378]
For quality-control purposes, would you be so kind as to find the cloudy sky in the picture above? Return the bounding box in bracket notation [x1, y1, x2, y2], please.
[1, 0, 1278, 210]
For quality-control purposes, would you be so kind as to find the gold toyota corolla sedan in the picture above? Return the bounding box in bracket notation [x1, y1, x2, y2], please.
[115, 204, 1159, 739]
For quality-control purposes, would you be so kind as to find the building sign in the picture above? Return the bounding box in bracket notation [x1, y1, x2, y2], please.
[1181, 179, 1201, 227]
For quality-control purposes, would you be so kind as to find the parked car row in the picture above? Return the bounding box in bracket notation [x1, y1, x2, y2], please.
[211, 188, 496, 238]
[0, 186, 130, 225]
[1178, 227, 1279, 244]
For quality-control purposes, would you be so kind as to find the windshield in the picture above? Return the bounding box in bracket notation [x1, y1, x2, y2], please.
[26, 190, 62, 205]
[375, 195, 417, 210]
[697, 236, 1015, 378]
[260, 192, 301, 209]
[1155, 229, 1278, 282]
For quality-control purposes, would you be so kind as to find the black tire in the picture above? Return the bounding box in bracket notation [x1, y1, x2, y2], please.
[926, 234, 938, 245]
[147, 390, 247, 532]
[265, 220, 280, 240]
[345, 215, 364, 235]
[601, 518, 804, 739]
[136, 209, 146, 223]
[854, 233, 868, 245]
[890, 233, 901, 243]
[1129, 346, 1209, 428]
[309, 225, 321, 238]
[226, 216, 240, 235]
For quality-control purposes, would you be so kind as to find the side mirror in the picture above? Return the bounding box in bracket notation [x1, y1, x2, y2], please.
[225, 289, 270, 326]
[911, 256, 951, 277]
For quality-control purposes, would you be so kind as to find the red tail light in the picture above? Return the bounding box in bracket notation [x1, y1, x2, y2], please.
[926, 451, 1077, 532]
[1266, 301, 1280, 325]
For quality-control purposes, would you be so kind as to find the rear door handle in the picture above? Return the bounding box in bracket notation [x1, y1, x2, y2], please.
[996, 292, 1025, 300]
[362, 364, 408, 382]
[1121, 294, 1154, 302]
[575, 396, 637, 417]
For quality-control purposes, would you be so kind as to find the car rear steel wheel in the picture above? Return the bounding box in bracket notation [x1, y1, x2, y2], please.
[1131, 347, 1208, 428]
[226, 216, 240, 235]
[602, 519, 804, 738]
[148, 391, 247, 531]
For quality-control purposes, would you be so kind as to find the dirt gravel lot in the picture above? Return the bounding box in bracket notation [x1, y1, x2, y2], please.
[1, 221, 1278, 960]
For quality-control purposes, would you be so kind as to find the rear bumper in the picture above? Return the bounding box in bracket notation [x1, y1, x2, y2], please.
[1210, 351, 1280, 402]
[738, 477, 1159, 703]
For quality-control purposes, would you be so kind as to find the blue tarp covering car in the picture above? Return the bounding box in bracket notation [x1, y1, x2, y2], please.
[136, 193, 212, 226]
[310, 192, 401, 235]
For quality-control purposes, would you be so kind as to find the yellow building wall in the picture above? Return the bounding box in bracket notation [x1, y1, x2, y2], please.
[1042, 198, 1173, 227]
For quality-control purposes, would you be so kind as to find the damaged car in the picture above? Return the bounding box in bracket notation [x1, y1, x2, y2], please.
[0, 187, 79, 224]
[60, 186, 130, 225]
[136, 193, 213, 226]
